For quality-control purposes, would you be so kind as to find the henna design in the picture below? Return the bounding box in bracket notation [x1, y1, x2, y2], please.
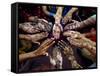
[64, 15, 96, 30]
[19, 32, 48, 43]
[19, 38, 55, 62]
[58, 40, 82, 68]
[63, 31, 96, 58]
[19, 18, 52, 33]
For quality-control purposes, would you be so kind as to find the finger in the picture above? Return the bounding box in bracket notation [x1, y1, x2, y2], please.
[58, 41, 65, 50]
[33, 42, 40, 45]
[61, 40, 68, 46]
[67, 37, 83, 47]
[59, 40, 65, 47]
[58, 41, 65, 49]
[63, 31, 75, 37]
[46, 40, 55, 48]
[63, 31, 82, 38]
[64, 24, 72, 30]
[31, 32, 48, 42]
[40, 38, 54, 47]
[19, 34, 31, 40]
[42, 41, 55, 52]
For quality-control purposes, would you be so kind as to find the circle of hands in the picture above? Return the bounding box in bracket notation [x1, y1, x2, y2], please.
[19, 16, 96, 69]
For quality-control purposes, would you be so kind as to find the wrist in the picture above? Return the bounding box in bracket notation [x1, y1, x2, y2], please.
[28, 51, 36, 58]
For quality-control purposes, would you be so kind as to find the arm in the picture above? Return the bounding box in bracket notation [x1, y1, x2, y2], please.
[65, 7, 78, 17]
[52, 7, 63, 39]
[42, 6, 55, 17]
[54, 7, 63, 24]
[64, 14, 96, 30]
[79, 14, 96, 28]
[19, 38, 55, 62]
[63, 31, 96, 58]
[58, 40, 82, 68]
[19, 32, 48, 43]
[62, 7, 78, 24]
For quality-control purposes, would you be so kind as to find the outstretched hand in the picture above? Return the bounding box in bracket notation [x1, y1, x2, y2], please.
[64, 20, 80, 30]
[63, 31, 96, 57]
[32, 38, 55, 57]
[19, 38, 55, 62]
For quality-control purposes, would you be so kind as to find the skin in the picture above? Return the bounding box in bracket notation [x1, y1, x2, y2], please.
[64, 15, 96, 30]
[19, 18, 52, 33]
[64, 20, 80, 30]
[52, 7, 63, 39]
[63, 31, 96, 59]
[42, 6, 63, 39]
[58, 40, 82, 68]
[62, 7, 78, 25]
[19, 38, 55, 62]
[19, 22, 40, 33]
[19, 32, 49, 44]
[28, 16, 38, 22]
[42, 6, 78, 25]
[42, 6, 53, 16]
[49, 46, 63, 69]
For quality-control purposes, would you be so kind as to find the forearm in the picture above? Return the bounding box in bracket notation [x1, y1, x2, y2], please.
[19, 23, 40, 33]
[81, 48, 96, 62]
[19, 32, 48, 43]
[82, 38, 96, 57]
[42, 6, 55, 16]
[55, 7, 63, 23]
[19, 51, 35, 62]
[80, 15, 96, 28]
[42, 6, 50, 16]
[66, 7, 78, 16]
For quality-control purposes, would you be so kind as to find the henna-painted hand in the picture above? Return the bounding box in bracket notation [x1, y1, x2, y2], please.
[58, 40, 73, 55]
[63, 31, 96, 57]
[28, 16, 52, 32]
[64, 20, 80, 30]
[58, 40, 82, 68]
[19, 32, 48, 45]
[19, 38, 55, 62]
[62, 15, 72, 25]
[31, 38, 55, 57]
[38, 19, 52, 32]
[19, 18, 52, 33]
[19, 22, 41, 33]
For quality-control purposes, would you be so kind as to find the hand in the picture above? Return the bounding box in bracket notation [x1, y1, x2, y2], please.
[19, 22, 41, 33]
[62, 14, 72, 25]
[32, 38, 55, 57]
[64, 20, 80, 30]
[52, 23, 63, 39]
[58, 40, 82, 68]
[63, 31, 95, 47]
[38, 19, 52, 32]
[19, 32, 48, 44]
[63, 31, 96, 57]
[19, 38, 55, 62]
[19, 18, 52, 33]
